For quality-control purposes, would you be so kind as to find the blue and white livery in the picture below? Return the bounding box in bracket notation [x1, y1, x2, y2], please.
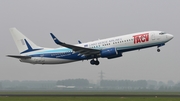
[7, 28, 173, 65]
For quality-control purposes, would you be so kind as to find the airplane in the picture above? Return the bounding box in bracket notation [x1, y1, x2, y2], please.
[7, 28, 173, 65]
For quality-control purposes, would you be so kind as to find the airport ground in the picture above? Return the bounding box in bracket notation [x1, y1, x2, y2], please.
[0, 92, 180, 101]
[1, 96, 180, 101]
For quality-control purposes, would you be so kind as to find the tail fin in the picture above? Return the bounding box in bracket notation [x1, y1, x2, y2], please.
[10, 28, 43, 54]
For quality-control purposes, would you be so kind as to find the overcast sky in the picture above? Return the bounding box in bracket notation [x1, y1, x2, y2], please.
[0, 0, 179, 83]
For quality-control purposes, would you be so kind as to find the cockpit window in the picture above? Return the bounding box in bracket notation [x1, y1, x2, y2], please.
[159, 32, 166, 35]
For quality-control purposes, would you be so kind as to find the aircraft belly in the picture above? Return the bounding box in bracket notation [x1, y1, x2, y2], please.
[43, 58, 77, 64]
[20, 57, 77, 64]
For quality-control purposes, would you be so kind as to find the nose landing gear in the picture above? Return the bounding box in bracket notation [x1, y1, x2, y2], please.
[157, 46, 161, 52]
[90, 58, 100, 65]
[157, 44, 165, 52]
[157, 48, 160, 52]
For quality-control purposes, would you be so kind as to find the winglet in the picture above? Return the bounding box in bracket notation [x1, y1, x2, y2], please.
[50, 33, 64, 45]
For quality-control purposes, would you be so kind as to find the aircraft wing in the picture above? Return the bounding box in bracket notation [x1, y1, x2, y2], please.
[7, 55, 31, 59]
[50, 33, 100, 56]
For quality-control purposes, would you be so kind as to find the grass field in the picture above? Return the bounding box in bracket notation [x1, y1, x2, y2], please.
[0, 91, 180, 95]
[1, 97, 180, 101]
[0, 92, 180, 101]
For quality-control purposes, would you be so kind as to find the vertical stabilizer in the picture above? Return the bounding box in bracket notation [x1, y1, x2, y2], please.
[10, 28, 42, 54]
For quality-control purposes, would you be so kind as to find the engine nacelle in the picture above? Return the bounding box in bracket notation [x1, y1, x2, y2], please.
[100, 47, 120, 58]
[107, 53, 122, 59]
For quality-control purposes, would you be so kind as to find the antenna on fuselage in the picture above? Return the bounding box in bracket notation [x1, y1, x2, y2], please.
[78, 40, 82, 44]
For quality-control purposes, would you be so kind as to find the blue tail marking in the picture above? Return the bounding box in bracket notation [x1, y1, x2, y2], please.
[20, 39, 42, 54]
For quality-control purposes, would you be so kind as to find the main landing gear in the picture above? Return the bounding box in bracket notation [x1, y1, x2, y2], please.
[90, 58, 100, 65]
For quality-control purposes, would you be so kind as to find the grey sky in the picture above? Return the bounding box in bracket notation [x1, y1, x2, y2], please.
[0, 0, 179, 83]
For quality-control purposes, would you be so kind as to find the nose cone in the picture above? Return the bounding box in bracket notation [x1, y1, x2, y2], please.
[167, 34, 174, 41]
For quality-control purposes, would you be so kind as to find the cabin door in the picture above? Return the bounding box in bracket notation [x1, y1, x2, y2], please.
[151, 33, 156, 41]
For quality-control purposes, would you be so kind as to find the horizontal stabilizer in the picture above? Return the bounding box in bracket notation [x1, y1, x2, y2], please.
[7, 55, 31, 59]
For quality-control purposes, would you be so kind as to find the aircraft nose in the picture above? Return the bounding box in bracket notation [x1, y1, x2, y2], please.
[167, 34, 174, 40]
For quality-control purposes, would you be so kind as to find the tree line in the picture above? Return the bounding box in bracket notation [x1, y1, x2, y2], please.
[56, 79, 89, 87]
[1, 79, 180, 91]
[100, 80, 147, 88]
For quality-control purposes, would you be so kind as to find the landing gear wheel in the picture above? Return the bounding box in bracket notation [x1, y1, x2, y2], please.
[95, 61, 100, 65]
[90, 59, 100, 65]
[90, 60, 95, 65]
[157, 48, 160, 52]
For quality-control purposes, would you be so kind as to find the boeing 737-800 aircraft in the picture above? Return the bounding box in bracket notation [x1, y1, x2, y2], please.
[7, 28, 173, 65]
